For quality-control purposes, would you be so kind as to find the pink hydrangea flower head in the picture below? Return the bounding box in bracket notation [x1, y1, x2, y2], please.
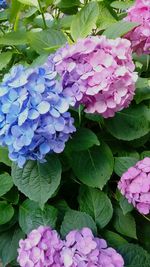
[52, 36, 137, 118]
[124, 0, 150, 55]
[118, 157, 150, 215]
[61, 228, 124, 267]
[17, 226, 64, 267]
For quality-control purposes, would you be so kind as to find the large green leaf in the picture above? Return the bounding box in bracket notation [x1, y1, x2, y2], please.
[69, 142, 114, 189]
[61, 210, 97, 238]
[12, 155, 61, 207]
[103, 230, 128, 249]
[103, 21, 138, 39]
[0, 173, 13, 197]
[0, 147, 11, 166]
[0, 201, 14, 225]
[55, 0, 80, 8]
[66, 128, 100, 152]
[17, 0, 39, 8]
[111, 1, 135, 9]
[135, 78, 150, 104]
[105, 104, 150, 141]
[0, 228, 25, 267]
[19, 199, 57, 234]
[114, 157, 139, 176]
[78, 186, 113, 228]
[113, 208, 137, 239]
[27, 29, 67, 54]
[0, 52, 13, 71]
[97, 1, 117, 30]
[71, 2, 99, 41]
[119, 195, 133, 215]
[0, 32, 28, 45]
[118, 244, 150, 267]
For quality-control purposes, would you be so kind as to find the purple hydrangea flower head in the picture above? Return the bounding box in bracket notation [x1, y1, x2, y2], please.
[0, 0, 7, 8]
[0, 63, 75, 167]
[118, 157, 150, 215]
[61, 228, 124, 267]
[17, 226, 64, 267]
[124, 0, 150, 55]
[52, 36, 138, 118]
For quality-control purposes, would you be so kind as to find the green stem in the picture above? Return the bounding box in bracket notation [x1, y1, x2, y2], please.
[142, 214, 150, 222]
[38, 0, 47, 29]
[78, 105, 82, 126]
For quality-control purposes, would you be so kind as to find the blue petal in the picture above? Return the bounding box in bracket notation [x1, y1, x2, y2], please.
[40, 143, 50, 154]
[54, 117, 65, 131]
[18, 156, 26, 168]
[28, 109, 39, 120]
[18, 108, 28, 126]
[1, 103, 11, 113]
[37, 101, 50, 114]
[57, 98, 69, 113]
[0, 86, 9, 96]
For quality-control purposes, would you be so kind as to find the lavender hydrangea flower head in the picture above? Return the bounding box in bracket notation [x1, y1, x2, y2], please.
[124, 0, 150, 55]
[0, 63, 75, 167]
[53, 36, 138, 118]
[0, 0, 7, 8]
[17, 226, 64, 267]
[61, 228, 124, 267]
[118, 157, 150, 215]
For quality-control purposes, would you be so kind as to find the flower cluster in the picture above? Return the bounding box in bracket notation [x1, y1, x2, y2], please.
[53, 36, 137, 118]
[0, 0, 7, 8]
[61, 228, 124, 267]
[18, 227, 124, 267]
[124, 0, 150, 55]
[118, 157, 150, 215]
[0, 63, 75, 167]
[17, 226, 64, 267]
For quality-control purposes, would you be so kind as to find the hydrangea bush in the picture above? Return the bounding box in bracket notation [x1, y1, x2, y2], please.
[0, 0, 149, 267]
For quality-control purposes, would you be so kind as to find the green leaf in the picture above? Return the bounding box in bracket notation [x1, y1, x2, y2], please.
[27, 29, 67, 54]
[69, 142, 114, 189]
[61, 210, 97, 238]
[0, 227, 25, 267]
[114, 157, 139, 176]
[119, 195, 133, 215]
[66, 128, 100, 151]
[3, 187, 19, 205]
[71, 2, 99, 41]
[103, 21, 138, 39]
[12, 155, 62, 207]
[97, 1, 117, 30]
[105, 104, 150, 141]
[17, 0, 39, 8]
[103, 230, 128, 249]
[0, 52, 13, 71]
[111, 1, 135, 9]
[0, 173, 13, 197]
[19, 199, 57, 234]
[0, 201, 14, 225]
[78, 186, 113, 228]
[55, 0, 80, 8]
[141, 151, 150, 159]
[118, 244, 150, 267]
[0, 31, 28, 45]
[135, 78, 150, 104]
[113, 208, 137, 239]
[0, 147, 11, 166]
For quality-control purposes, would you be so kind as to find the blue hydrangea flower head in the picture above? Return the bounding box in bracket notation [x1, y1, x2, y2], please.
[0, 62, 76, 167]
[0, 0, 7, 8]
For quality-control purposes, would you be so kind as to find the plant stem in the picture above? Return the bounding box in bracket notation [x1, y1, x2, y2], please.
[142, 214, 150, 222]
[78, 105, 82, 126]
[37, 0, 47, 29]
